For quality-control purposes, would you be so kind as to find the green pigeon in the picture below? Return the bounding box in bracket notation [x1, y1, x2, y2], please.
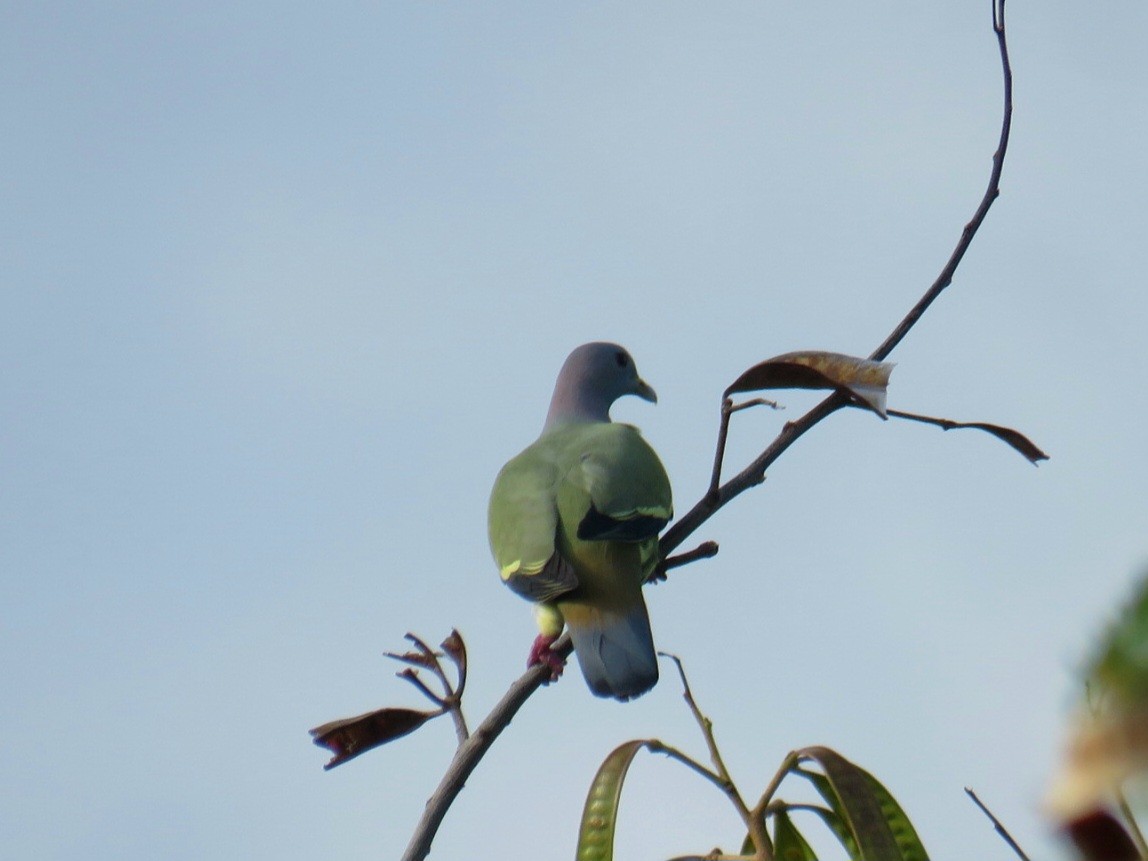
[488, 342, 673, 700]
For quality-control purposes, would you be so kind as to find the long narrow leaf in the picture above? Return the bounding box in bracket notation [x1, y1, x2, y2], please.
[795, 747, 929, 861]
[309, 707, 438, 769]
[885, 409, 1048, 465]
[575, 740, 650, 861]
[741, 805, 844, 858]
[774, 808, 819, 861]
[863, 772, 930, 861]
[795, 770, 862, 859]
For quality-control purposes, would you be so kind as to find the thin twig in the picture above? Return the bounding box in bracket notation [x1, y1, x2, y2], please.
[408, 635, 456, 695]
[403, 634, 463, 707]
[709, 398, 734, 498]
[753, 751, 800, 820]
[444, 698, 468, 746]
[663, 655, 739, 791]
[965, 787, 1032, 861]
[645, 739, 725, 787]
[388, 633, 471, 744]
[659, 541, 721, 577]
[662, 654, 772, 861]
[660, 393, 843, 558]
[886, 408, 980, 430]
[420, 634, 469, 744]
[397, 668, 446, 708]
[870, 0, 1012, 364]
[709, 398, 783, 496]
[437, 632, 470, 743]
[730, 397, 782, 414]
[399, 653, 560, 861]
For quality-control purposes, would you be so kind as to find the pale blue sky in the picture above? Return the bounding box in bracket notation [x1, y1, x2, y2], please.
[3, 3, 1147, 859]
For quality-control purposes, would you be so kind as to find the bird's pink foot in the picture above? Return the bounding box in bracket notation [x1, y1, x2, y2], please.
[527, 634, 565, 682]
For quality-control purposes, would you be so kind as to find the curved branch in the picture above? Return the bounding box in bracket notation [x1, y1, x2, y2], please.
[870, 0, 1012, 364]
[661, 394, 845, 557]
[396, 3, 1014, 858]
[664, 0, 1012, 556]
[399, 654, 561, 861]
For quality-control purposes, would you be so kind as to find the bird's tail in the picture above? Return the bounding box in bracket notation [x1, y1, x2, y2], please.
[564, 600, 659, 701]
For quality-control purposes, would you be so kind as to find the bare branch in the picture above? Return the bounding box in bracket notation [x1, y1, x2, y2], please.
[643, 740, 766, 860]
[399, 638, 570, 861]
[397, 668, 446, 708]
[645, 739, 725, 789]
[662, 393, 844, 558]
[730, 397, 783, 414]
[386, 632, 471, 744]
[870, 0, 1012, 363]
[405, 633, 457, 694]
[965, 787, 1031, 861]
[709, 398, 784, 496]
[663, 0, 1014, 558]
[661, 654, 771, 861]
[708, 398, 735, 497]
[439, 630, 470, 743]
[658, 540, 720, 578]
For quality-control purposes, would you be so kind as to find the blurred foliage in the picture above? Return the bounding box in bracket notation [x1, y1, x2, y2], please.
[1087, 574, 1148, 712]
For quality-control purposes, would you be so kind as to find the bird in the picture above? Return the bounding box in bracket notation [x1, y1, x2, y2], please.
[488, 342, 673, 700]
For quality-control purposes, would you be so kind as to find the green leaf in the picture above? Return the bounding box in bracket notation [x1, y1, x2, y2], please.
[743, 806, 845, 859]
[796, 772, 861, 860]
[862, 771, 930, 861]
[575, 740, 650, 861]
[1048, 571, 1148, 819]
[774, 808, 819, 861]
[794, 747, 930, 861]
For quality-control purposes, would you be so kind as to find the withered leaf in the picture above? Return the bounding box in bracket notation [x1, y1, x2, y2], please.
[441, 629, 466, 670]
[944, 421, 1048, 465]
[310, 707, 438, 770]
[725, 351, 895, 417]
[886, 410, 1049, 465]
[385, 649, 439, 669]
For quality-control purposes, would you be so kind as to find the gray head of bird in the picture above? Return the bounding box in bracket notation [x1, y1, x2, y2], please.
[544, 342, 657, 430]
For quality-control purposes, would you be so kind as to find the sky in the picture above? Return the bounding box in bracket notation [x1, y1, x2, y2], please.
[3, 2, 1147, 859]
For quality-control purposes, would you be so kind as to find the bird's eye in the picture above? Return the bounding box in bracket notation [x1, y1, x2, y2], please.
[615, 351, 628, 367]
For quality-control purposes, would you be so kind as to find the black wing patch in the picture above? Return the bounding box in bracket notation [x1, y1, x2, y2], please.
[577, 505, 668, 542]
[504, 553, 579, 602]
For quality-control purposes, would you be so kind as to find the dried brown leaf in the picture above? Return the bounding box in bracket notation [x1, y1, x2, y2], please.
[886, 410, 1049, 465]
[946, 421, 1048, 465]
[385, 649, 439, 669]
[441, 629, 466, 671]
[310, 707, 438, 770]
[725, 351, 895, 417]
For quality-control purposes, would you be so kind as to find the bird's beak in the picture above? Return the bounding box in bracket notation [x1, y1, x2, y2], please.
[634, 378, 658, 404]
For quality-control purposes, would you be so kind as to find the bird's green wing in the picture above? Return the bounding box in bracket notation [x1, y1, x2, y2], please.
[488, 442, 578, 602]
[568, 423, 673, 543]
